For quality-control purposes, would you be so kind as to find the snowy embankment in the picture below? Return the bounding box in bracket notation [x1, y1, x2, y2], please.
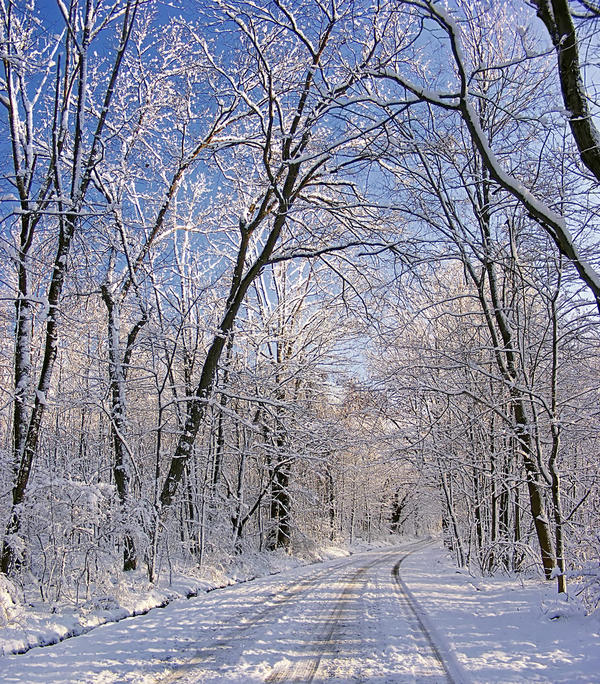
[400, 545, 600, 683]
[1, 540, 599, 683]
[0, 541, 362, 658]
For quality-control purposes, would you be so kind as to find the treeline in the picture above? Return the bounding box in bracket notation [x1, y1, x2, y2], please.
[1, 0, 599, 609]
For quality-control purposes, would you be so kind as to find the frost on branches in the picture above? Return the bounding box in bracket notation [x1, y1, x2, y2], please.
[0, 0, 599, 641]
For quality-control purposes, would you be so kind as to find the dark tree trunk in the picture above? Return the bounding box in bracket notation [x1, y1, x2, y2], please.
[101, 285, 146, 572]
[325, 467, 336, 541]
[268, 459, 291, 551]
[534, 0, 600, 182]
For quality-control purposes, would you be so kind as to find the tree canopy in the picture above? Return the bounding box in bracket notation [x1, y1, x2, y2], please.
[1, 0, 599, 606]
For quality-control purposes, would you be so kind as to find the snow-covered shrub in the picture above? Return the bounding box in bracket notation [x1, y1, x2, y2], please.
[542, 591, 586, 620]
[569, 565, 600, 614]
[21, 475, 122, 603]
[568, 527, 600, 615]
[0, 574, 21, 626]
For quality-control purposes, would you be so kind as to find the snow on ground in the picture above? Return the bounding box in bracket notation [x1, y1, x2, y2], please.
[0, 539, 598, 683]
[399, 545, 600, 683]
[0, 543, 355, 658]
[0, 540, 371, 659]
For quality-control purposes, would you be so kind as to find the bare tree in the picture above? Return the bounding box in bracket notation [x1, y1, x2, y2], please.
[369, 0, 600, 309]
[1, 0, 140, 575]
[93, 19, 240, 570]
[154, 0, 406, 525]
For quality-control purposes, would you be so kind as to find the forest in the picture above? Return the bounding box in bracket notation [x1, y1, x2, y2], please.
[1, 0, 599, 616]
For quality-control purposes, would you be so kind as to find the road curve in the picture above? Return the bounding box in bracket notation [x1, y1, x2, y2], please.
[159, 540, 461, 683]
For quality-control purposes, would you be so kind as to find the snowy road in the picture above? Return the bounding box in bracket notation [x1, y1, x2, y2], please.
[1, 541, 465, 683]
[150, 540, 459, 683]
[160, 540, 456, 684]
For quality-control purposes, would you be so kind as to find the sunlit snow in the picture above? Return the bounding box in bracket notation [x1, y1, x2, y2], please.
[1, 541, 598, 683]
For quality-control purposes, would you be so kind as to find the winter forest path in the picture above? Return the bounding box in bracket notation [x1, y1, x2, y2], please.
[1, 542, 470, 683]
[159, 540, 463, 683]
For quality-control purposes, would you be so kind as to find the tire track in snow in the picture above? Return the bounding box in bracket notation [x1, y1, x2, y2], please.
[265, 557, 380, 683]
[266, 540, 431, 683]
[156, 553, 365, 683]
[391, 548, 467, 684]
[157, 540, 450, 683]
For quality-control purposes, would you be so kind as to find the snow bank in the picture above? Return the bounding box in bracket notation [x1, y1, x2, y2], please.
[0, 575, 20, 628]
[401, 544, 600, 683]
[0, 538, 363, 658]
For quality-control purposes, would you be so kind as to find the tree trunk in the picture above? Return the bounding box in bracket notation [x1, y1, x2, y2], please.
[268, 458, 291, 551]
[1, 0, 138, 576]
[159, 207, 292, 512]
[2, 214, 78, 575]
[534, 0, 600, 182]
[232, 446, 248, 553]
[325, 467, 336, 541]
[440, 468, 466, 566]
[513, 403, 555, 580]
[101, 286, 138, 571]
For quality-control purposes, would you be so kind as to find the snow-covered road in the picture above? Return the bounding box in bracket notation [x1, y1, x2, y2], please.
[159, 539, 457, 683]
[1, 542, 462, 683]
[1, 540, 598, 683]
